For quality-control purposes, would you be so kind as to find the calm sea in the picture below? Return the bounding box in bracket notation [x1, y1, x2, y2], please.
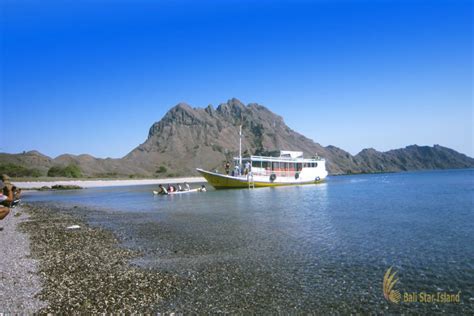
[25, 169, 474, 313]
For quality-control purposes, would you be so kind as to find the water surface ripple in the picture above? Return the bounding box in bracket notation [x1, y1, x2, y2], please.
[27, 169, 474, 313]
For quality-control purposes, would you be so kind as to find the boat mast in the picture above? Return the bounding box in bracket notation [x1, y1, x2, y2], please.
[239, 124, 242, 167]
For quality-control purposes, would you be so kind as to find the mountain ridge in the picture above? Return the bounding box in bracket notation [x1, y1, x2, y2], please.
[1, 98, 473, 177]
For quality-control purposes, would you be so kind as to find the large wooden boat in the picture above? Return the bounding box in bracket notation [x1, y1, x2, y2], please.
[197, 150, 328, 189]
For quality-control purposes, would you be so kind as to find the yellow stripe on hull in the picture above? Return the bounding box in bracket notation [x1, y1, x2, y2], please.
[196, 168, 322, 189]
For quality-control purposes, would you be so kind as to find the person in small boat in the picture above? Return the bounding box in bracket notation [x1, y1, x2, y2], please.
[184, 182, 190, 191]
[167, 184, 177, 193]
[157, 184, 168, 195]
[177, 184, 183, 191]
[198, 184, 207, 192]
[224, 161, 230, 175]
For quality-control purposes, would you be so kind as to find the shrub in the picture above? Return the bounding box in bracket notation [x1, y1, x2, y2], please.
[47, 166, 63, 177]
[0, 163, 42, 177]
[156, 166, 167, 174]
[63, 164, 82, 178]
[47, 164, 82, 178]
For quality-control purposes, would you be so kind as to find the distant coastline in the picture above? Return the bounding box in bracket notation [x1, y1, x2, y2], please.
[13, 177, 205, 190]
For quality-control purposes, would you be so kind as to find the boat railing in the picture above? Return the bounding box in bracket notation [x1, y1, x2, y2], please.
[234, 155, 324, 162]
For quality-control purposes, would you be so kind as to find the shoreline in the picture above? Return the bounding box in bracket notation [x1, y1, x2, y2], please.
[12, 177, 205, 189]
[10, 203, 183, 313]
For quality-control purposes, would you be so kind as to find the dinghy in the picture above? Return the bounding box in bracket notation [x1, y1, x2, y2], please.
[153, 188, 200, 195]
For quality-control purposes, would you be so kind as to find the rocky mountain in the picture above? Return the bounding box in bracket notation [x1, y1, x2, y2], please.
[1, 98, 473, 177]
[354, 145, 474, 172]
[124, 99, 335, 175]
[123, 98, 473, 176]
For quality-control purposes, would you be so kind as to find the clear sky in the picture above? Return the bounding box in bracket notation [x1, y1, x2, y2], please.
[1, 0, 472, 158]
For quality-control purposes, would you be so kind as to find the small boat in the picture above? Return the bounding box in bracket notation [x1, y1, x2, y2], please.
[153, 188, 200, 195]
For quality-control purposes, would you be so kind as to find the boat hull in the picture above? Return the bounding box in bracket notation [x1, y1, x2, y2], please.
[153, 188, 200, 195]
[196, 168, 323, 189]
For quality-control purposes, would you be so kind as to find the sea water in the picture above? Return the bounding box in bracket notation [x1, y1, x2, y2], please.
[25, 169, 474, 313]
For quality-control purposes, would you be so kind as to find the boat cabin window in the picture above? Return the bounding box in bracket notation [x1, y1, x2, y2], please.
[272, 162, 279, 171]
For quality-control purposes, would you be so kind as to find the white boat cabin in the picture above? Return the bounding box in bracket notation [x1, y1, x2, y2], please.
[233, 150, 326, 179]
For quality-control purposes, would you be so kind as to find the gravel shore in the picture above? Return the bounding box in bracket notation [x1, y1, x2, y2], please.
[0, 206, 46, 313]
[8, 203, 184, 313]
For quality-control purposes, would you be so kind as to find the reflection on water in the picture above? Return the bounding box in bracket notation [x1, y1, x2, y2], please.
[25, 170, 474, 313]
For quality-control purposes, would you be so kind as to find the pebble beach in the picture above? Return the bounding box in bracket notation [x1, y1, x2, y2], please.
[0, 203, 183, 314]
[0, 207, 46, 313]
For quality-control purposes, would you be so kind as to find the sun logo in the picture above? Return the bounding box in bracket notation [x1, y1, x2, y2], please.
[383, 266, 401, 303]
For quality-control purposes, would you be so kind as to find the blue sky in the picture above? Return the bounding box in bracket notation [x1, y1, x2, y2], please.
[1, 0, 472, 158]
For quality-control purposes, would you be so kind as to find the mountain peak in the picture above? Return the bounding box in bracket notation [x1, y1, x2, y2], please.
[216, 98, 246, 117]
[173, 102, 193, 110]
[25, 150, 48, 157]
[168, 102, 196, 116]
[161, 102, 203, 124]
[358, 148, 379, 155]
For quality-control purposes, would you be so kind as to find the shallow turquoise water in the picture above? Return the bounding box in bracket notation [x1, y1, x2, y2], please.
[26, 169, 474, 313]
